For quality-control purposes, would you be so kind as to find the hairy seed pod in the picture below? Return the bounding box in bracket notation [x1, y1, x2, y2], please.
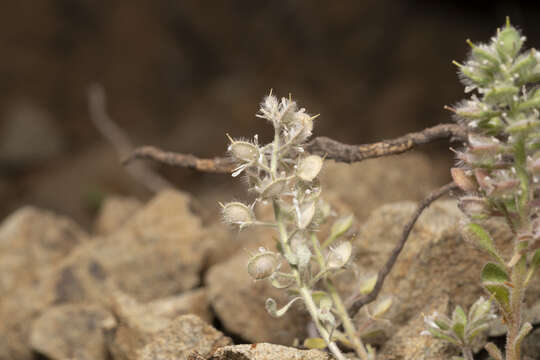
[247, 251, 279, 280]
[327, 241, 352, 269]
[228, 140, 259, 162]
[222, 202, 254, 225]
[260, 178, 288, 198]
[297, 155, 323, 182]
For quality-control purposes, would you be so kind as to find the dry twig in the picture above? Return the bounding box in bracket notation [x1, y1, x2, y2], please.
[88, 84, 173, 192]
[123, 123, 466, 172]
[346, 182, 458, 316]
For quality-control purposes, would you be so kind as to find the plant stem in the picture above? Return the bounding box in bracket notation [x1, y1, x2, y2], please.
[326, 279, 369, 360]
[310, 234, 369, 360]
[462, 346, 474, 360]
[299, 286, 347, 360]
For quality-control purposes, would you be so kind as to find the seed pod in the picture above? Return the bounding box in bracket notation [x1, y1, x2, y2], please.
[247, 251, 279, 280]
[259, 178, 288, 198]
[222, 202, 254, 225]
[327, 241, 352, 269]
[297, 201, 316, 229]
[297, 155, 323, 182]
[227, 137, 259, 162]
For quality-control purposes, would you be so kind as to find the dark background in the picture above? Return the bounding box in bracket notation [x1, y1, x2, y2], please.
[1, 0, 540, 227]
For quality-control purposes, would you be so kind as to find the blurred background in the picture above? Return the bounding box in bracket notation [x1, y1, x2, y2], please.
[1, 0, 540, 227]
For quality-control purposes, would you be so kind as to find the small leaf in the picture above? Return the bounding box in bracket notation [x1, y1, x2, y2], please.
[311, 291, 330, 305]
[465, 223, 505, 265]
[372, 297, 392, 319]
[469, 297, 491, 323]
[358, 274, 378, 295]
[303, 337, 327, 349]
[484, 342, 503, 360]
[483, 283, 510, 314]
[427, 328, 459, 345]
[481, 262, 509, 283]
[452, 305, 467, 326]
[452, 322, 466, 341]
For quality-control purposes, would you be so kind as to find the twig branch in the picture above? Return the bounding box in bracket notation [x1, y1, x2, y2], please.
[305, 124, 466, 163]
[123, 145, 236, 173]
[123, 123, 466, 172]
[346, 182, 458, 316]
[88, 84, 173, 192]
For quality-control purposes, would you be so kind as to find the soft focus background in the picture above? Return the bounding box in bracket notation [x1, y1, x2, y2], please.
[1, 0, 540, 227]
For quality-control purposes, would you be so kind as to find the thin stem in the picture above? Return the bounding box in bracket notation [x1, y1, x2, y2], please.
[462, 346, 474, 360]
[310, 234, 368, 360]
[299, 287, 347, 360]
[326, 279, 369, 360]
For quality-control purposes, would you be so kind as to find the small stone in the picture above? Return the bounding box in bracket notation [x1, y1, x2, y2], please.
[210, 343, 331, 360]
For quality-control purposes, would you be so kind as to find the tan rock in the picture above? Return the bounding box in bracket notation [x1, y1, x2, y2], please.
[210, 343, 331, 360]
[29, 304, 115, 360]
[138, 315, 231, 360]
[94, 195, 142, 235]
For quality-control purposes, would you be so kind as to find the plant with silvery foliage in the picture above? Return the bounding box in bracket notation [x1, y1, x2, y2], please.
[221, 93, 391, 360]
[422, 297, 496, 360]
[425, 18, 540, 360]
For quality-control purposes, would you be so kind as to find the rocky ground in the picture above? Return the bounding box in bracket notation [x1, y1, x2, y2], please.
[1, 152, 540, 360]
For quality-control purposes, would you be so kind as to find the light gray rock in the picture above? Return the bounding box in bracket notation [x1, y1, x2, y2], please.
[29, 304, 115, 360]
[0, 206, 88, 295]
[138, 314, 231, 360]
[210, 343, 331, 360]
[106, 287, 212, 360]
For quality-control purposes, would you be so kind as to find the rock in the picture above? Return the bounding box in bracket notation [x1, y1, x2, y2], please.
[47, 189, 207, 304]
[205, 227, 309, 345]
[0, 206, 88, 295]
[378, 295, 459, 360]
[106, 287, 212, 360]
[0, 190, 207, 360]
[0, 100, 64, 166]
[94, 195, 142, 235]
[321, 154, 447, 224]
[29, 304, 115, 360]
[0, 206, 89, 360]
[138, 314, 231, 360]
[210, 343, 331, 360]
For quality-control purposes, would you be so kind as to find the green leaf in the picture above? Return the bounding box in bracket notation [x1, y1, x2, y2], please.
[452, 322, 466, 341]
[303, 337, 327, 349]
[465, 223, 505, 265]
[484, 284, 511, 314]
[427, 328, 459, 345]
[358, 274, 378, 295]
[372, 297, 392, 318]
[469, 297, 492, 323]
[481, 262, 509, 283]
[452, 306, 467, 325]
